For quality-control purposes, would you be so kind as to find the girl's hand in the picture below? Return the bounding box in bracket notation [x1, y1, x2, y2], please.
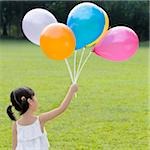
[70, 83, 78, 93]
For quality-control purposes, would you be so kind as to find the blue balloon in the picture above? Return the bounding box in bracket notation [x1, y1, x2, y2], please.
[67, 2, 105, 50]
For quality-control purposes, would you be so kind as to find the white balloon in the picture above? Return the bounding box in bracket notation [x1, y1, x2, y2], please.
[22, 8, 57, 45]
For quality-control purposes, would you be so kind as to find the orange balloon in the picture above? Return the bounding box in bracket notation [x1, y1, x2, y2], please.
[40, 23, 76, 60]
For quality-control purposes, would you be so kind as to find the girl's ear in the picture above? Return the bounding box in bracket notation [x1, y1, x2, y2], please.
[27, 98, 33, 105]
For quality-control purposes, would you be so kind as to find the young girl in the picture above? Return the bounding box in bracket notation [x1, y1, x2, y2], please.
[6, 84, 78, 150]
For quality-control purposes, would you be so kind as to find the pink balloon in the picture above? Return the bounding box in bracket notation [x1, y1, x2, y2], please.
[93, 26, 139, 61]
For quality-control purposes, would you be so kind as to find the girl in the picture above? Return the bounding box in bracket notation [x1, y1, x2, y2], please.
[6, 84, 78, 150]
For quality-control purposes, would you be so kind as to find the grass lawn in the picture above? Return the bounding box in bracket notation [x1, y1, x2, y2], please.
[0, 40, 149, 150]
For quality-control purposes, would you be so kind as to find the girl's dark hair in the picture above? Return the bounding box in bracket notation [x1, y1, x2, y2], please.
[6, 87, 35, 121]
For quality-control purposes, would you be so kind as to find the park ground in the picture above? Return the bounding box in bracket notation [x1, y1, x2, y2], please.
[0, 40, 149, 150]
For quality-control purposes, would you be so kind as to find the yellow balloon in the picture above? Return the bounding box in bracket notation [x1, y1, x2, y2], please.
[87, 10, 109, 47]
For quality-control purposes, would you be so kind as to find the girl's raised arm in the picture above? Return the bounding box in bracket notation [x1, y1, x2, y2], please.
[39, 84, 78, 125]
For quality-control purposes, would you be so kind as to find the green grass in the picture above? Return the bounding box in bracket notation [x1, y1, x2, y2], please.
[0, 40, 149, 150]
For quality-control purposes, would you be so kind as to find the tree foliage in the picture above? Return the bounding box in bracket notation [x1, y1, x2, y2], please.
[0, 1, 149, 41]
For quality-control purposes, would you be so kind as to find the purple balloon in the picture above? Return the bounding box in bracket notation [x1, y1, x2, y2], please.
[93, 26, 139, 61]
[22, 8, 57, 45]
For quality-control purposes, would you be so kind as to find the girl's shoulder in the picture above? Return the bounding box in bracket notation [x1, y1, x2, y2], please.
[14, 116, 45, 133]
[16, 116, 38, 126]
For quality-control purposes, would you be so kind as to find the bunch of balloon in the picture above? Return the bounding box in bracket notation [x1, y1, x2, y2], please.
[22, 2, 139, 93]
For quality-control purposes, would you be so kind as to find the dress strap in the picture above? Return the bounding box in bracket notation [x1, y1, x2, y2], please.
[16, 120, 19, 126]
[37, 116, 40, 123]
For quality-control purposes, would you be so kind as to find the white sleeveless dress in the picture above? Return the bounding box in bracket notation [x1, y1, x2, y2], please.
[16, 116, 50, 150]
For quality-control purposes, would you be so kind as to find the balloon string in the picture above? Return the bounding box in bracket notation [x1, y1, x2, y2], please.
[75, 47, 85, 80]
[73, 51, 77, 82]
[65, 59, 74, 83]
[75, 51, 92, 83]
